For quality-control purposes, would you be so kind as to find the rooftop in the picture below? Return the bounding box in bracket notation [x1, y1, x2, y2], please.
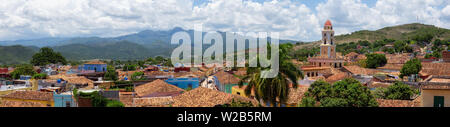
[1, 91, 53, 101]
[84, 60, 106, 65]
[135, 79, 184, 97]
[213, 71, 241, 85]
[172, 87, 257, 107]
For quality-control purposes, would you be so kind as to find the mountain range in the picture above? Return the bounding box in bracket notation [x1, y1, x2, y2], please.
[1, 23, 449, 65]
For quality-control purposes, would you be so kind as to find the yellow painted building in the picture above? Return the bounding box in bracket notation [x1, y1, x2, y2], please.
[1, 91, 54, 107]
[420, 77, 450, 107]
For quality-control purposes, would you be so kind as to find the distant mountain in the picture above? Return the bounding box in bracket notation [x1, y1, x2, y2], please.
[0, 45, 38, 65]
[52, 41, 155, 60]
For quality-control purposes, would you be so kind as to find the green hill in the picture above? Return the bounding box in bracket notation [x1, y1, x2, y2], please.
[53, 41, 155, 60]
[295, 23, 450, 49]
[0, 45, 37, 65]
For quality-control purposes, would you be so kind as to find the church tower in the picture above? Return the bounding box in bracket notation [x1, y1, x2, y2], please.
[320, 20, 336, 58]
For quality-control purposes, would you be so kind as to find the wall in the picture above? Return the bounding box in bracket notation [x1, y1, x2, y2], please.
[165, 78, 199, 90]
[80, 64, 107, 72]
[232, 87, 247, 98]
[54, 94, 75, 107]
[421, 89, 450, 107]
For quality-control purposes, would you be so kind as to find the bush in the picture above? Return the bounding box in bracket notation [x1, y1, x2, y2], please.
[298, 96, 317, 107]
[106, 100, 124, 107]
[32, 73, 47, 79]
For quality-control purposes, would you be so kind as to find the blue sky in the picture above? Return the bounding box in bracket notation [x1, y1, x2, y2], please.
[0, 0, 448, 42]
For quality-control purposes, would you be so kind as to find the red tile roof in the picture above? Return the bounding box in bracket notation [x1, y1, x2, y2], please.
[1, 91, 53, 101]
[135, 79, 184, 97]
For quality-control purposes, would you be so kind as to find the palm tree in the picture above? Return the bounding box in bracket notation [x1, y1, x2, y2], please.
[238, 43, 303, 107]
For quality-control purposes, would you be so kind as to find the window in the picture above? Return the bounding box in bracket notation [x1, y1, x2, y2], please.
[237, 92, 241, 95]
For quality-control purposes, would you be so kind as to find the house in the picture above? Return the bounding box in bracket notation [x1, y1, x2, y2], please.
[420, 63, 450, 77]
[174, 67, 190, 72]
[1, 91, 54, 107]
[172, 87, 258, 107]
[301, 65, 331, 78]
[344, 52, 359, 62]
[0, 68, 10, 78]
[78, 60, 107, 72]
[135, 79, 184, 98]
[213, 71, 241, 93]
[420, 76, 450, 107]
[53, 91, 76, 107]
[49, 74, 94, 89]
[443, 51, 450, 63]
[133, 97, 174, 107]
[165, 77, 199, 90]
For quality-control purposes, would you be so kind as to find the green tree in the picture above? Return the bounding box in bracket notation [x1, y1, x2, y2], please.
[301, 78, 378, 107]
[304, 80, 332, 101]
[320, 98, 349, 107]
[384, 81, 414, 100]
[123, 64, 137, 71]
[10, 64, 36, 79]
[365, 53, 387, 69]
[131, 72, 145, 81]
[399, 58, 422, 78]
[298, 96, 317, 107]
[31, 47, 67, 66]
[330, 78, 378, 107]
[238, 43, 303, 107]
[104, 65, 118, 81]
[32, 73, 47, 79]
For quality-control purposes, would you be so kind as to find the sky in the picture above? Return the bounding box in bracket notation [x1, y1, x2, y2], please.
[0, 0, 449, 42]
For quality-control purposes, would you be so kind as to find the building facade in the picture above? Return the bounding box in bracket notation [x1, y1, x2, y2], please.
[307, 20, 345, 68]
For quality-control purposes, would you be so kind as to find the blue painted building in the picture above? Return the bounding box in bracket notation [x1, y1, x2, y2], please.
[78, 60, 107, 72]
[165, 78, 199, 90]
[53, 92, 76, 107]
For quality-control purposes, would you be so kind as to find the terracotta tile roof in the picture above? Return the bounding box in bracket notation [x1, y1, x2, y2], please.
[377, 63, 404, 71]
[325, 73, 351, 83]
[135, 79, 184, 97]
[172, 87, 258, 107]
[84, 60, 106, 65]
[0, 100, 47, 107]
[422, 84, 450, 90]
[385, 53, 411, 64]
[429, 78, 450, 83]
[133, 97, 174, 107]
[1, 91, 53, 101]
[342, 65, 379, 75]
[286, 86, 309, 104]
[420, 63, 450, 76]
[356, 54, 366, 60]
[49, 74, 94, 88]
[376, 99, 421, 107]
[214, 71, 241, 85]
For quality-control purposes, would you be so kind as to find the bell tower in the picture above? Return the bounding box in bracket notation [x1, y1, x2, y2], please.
[320, 20, 336, 58]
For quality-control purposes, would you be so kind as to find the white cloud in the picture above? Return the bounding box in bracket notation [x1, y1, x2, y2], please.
[0, 0, 448, 42]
